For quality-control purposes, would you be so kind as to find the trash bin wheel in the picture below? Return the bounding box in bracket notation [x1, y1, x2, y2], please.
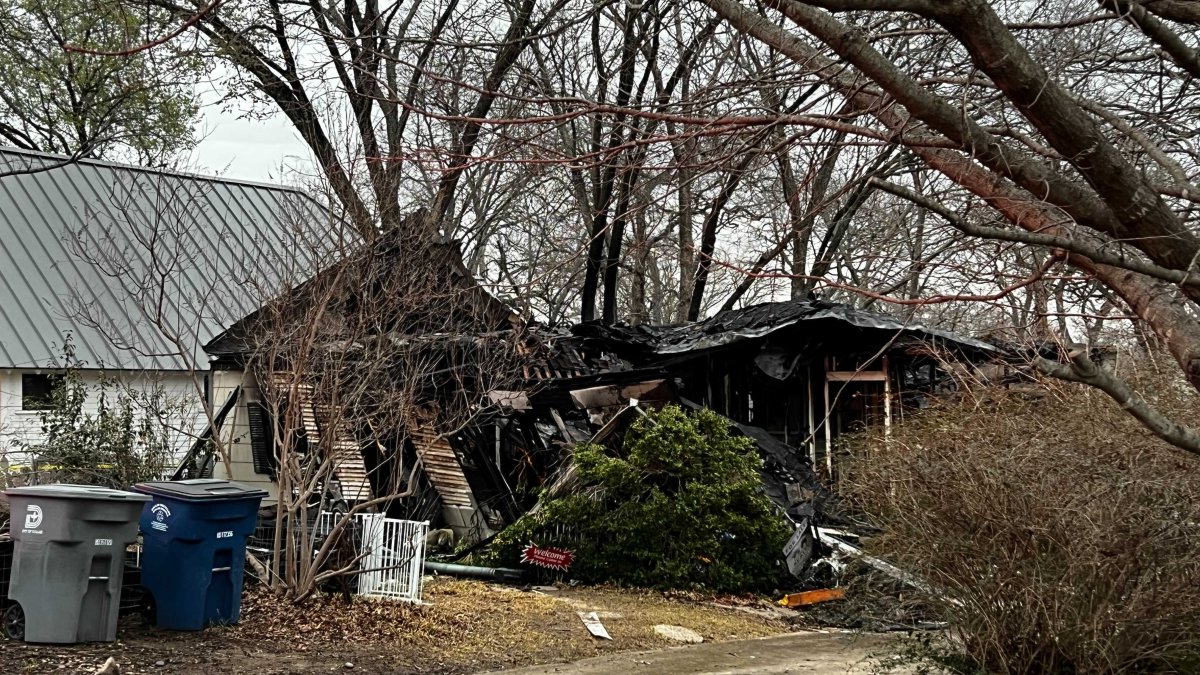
[139, 590, 157, 627]
[3, 603, 24, 641]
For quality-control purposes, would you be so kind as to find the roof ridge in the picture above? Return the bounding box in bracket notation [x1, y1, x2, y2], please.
[0, 145, 311, 196]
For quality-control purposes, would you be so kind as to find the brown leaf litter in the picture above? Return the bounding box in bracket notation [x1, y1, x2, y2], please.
[0, 579, 793, 674]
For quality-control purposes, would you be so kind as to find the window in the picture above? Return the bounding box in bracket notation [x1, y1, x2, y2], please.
[21, 373, 62, 410]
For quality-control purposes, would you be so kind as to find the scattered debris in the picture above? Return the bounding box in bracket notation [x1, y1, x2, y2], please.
[817, 528, 936, 595]
[782, 518, 816, 577]
[192, 287, 1001, 593]
[424, 528, 456, 553]
[578, 611, 613, 640]
[653, 625, 704, 644]
[777, 588, 846, 608]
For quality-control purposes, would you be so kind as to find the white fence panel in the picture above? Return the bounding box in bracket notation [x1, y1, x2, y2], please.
[317, 512, 428, 603]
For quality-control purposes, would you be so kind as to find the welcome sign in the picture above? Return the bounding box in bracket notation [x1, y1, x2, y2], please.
[520, 543, 575, 571]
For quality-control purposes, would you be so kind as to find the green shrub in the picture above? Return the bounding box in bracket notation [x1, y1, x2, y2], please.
[21, 341, 180, 489]
[489, 405, 791, 593]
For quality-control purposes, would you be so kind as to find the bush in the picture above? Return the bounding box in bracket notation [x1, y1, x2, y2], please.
[488, 405, 791, 593]
[846, 373, 1200, 674]
[21, 343, 180, 489]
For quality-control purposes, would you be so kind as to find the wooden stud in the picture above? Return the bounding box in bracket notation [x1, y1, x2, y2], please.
[806, 369, 816, 468]
[823, 356, 833, 479]
[883, 355, 892, 436]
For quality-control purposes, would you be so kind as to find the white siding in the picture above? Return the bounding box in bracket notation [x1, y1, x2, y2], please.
[0, 368, 206, 474]
[210, 369, 280, 504]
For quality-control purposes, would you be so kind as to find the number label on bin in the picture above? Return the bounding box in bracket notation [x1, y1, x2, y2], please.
[217, 531, 233, 539]
[95, 538, 113, 546]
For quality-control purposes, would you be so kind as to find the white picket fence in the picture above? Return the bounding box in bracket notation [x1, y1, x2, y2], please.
[316, 512, 428, 603]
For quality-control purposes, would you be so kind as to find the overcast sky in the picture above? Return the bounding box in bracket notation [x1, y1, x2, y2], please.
[190, 100, 314, 184]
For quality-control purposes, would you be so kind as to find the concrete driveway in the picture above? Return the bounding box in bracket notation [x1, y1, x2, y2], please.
[483, 631, 901, 675]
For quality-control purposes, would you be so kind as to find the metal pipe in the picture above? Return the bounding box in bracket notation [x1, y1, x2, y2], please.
[423, 561, 524, 582]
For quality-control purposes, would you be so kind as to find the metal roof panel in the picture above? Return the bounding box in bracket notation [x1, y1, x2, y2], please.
[0, 147, 339, 370]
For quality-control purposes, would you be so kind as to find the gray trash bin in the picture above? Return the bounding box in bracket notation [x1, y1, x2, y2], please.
[3, 484, 150, 643]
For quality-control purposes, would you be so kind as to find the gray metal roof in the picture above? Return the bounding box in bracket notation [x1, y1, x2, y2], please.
[0, 147, 341, 370]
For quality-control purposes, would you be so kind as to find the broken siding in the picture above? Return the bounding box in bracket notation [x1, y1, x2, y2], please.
[288, 383, 371, 502]
[409, 425, 474, 509]
[330, 440, 371, 502]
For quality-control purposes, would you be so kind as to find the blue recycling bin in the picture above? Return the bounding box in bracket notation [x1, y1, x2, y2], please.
[133, 479, 266, 630]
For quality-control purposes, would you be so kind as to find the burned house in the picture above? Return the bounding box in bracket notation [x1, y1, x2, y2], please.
[174, 220, 523, 536]
[430, 299, 994, 540]
[175, 217, 995, 545]
[572, 300, 997, 476]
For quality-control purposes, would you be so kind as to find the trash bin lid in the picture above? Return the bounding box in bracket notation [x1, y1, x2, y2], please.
[134, 479, 267, 501]
[4, 484, 151, 501]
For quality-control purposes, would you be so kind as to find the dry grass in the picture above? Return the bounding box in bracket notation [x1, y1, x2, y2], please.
[845, 373, 1200, 674]
[553, 586, 788, 644]
[231, 578, 790, 671]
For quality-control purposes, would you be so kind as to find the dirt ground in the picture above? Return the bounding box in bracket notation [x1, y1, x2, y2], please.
[0, 579, 822, 674]
[493, 631, 903, 675]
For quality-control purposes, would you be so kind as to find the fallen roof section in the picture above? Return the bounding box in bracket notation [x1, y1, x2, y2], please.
[574, 297, 996, 359]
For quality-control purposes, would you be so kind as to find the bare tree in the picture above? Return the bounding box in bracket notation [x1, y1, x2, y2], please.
[231, 211, 525, 600]
[72, 0, 1200, 452]
[693, 0, 1200, 453]
[133, 0, 572, 241]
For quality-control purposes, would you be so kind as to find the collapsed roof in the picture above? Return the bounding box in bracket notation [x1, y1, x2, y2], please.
[573, 297, 996, 362]
[205, 214, 517, 360]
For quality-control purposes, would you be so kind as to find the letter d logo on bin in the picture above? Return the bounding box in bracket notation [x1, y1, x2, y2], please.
[24, 504, 42, 531]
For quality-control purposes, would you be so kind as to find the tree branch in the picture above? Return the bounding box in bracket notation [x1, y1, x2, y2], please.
[65, 0, 222, 56]
[1138, 0, 1200, 24]
[1101, 0, 1200, 78]
[1035, 352, 1200, 455]
[871, 179, 1200, 289]
[699, 0, 1200, 399]
[795, 0, 938, 13]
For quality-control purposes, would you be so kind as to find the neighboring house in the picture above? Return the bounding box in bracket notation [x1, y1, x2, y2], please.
[0, 147, 335, 477]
